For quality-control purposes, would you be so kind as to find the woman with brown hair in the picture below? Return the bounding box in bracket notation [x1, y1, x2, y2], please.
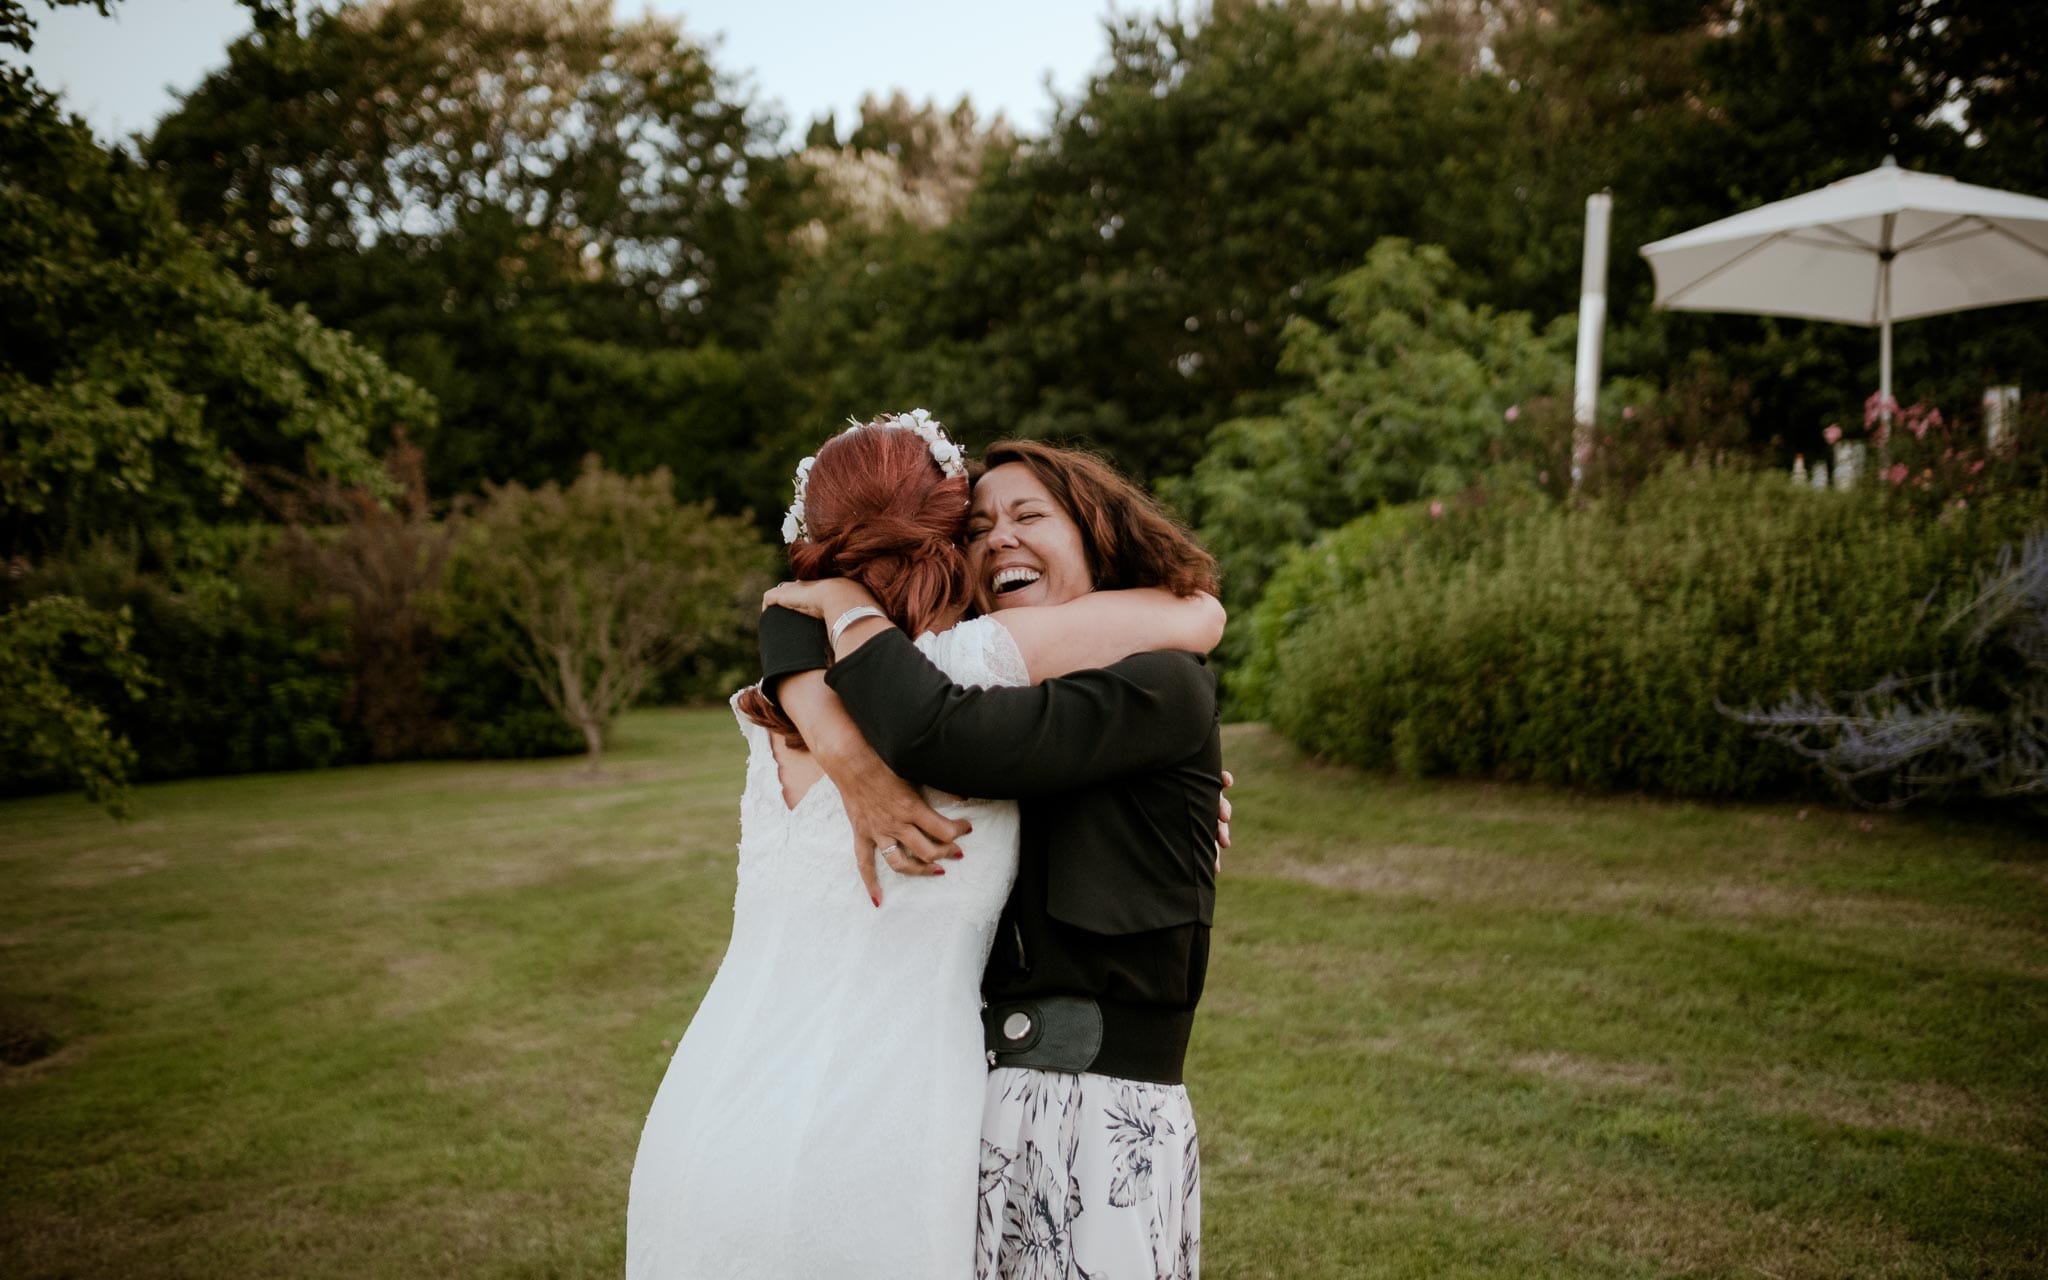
[761, 437, 1226, 1280]
[626, 416, 1222, 1280]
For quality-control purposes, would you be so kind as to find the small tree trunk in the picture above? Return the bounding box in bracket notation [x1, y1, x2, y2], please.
[578, 716, 605, 766]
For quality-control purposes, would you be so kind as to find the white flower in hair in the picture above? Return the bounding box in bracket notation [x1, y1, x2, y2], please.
[781, 454, 818, 545]
[782, 412, 966, 545]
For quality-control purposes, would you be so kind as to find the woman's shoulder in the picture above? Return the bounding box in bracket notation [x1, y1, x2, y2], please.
[914, 615, 1029, 689]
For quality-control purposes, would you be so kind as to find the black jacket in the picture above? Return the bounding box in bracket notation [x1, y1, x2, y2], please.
[759, 608, 1221, 1010]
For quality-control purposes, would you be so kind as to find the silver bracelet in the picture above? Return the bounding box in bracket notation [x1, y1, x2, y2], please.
[829, 605, 888, 648]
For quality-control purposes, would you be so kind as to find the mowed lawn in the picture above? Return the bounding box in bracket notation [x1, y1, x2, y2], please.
[2, 710, 2043, 1279]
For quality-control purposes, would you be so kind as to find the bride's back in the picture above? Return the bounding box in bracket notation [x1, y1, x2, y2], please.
[626, 614, 1025, 1280]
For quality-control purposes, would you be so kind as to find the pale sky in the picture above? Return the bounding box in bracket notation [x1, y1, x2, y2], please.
[22, 0, 1178, 146]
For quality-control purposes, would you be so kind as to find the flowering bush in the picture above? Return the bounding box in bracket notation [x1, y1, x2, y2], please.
[1827, 391, 2047, 517]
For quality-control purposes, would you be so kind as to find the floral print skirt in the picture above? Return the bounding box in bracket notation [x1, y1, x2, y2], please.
[975, 1067, 1200, 1280]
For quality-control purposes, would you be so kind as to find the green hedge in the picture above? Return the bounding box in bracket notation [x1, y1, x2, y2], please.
[6, 532, 579, 790]
[1246, 464, 2048, 797]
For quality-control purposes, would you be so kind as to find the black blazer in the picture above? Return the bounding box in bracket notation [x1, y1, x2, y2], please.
[760, 608, 1222, 1009]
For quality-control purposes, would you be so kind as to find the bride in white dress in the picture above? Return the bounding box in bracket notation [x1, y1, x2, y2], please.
[626, 412, 1223, 1280]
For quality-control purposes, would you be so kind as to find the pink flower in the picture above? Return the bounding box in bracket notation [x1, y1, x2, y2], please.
[1887, 462, 1909, 486]
[1863, 391, 1896, 428]
[1622, 405, 1637, 420]
[1822, 424, 1842, 445]
[1909, 418, 1929, 440]
[1429, 501, 1446, 519]
[1970, 459, 1986, 474]
[1954, 498, 1968, 510]
[1504, 405, 1521, 422]
[1927, 409, 1944, 430]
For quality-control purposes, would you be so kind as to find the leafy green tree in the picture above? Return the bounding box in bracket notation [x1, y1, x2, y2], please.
[1520, 0, 2048, 457]
[146, 0, 790, 499]
[0, 61, 424, 557]
[0, 595, 151, 814]
[453, 458, 771, 762]
[912, 0, 1462, 481]
[1169, 238, 1572, 628]
[2, 12, 432, 805]
[741, 94, 1016, 519]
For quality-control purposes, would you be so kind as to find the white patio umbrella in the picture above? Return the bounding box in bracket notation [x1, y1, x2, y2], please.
[1640, 157, 2048, 409]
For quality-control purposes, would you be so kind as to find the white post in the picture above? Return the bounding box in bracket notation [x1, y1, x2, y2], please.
[1984, 385, 2020, 451]
[1572, 191, 1613, 488]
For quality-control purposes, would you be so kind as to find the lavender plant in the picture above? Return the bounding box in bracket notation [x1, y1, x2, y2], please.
[1729, 530, 2047, 811]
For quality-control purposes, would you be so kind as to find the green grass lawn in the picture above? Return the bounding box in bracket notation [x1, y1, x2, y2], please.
[2, 710, 2043, 1278]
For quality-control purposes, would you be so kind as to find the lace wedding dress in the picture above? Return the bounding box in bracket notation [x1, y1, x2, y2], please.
[627, 616, 1027, 1279]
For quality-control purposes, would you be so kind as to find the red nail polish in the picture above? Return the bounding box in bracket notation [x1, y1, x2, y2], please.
[931, 866, 945, 876]
[870, 893, 880, 907]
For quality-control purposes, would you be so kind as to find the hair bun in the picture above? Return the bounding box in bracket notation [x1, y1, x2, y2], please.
[740, 419, 978, 749]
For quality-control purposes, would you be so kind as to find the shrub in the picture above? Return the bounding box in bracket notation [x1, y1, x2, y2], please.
[452, 458, 773, 762]
[1824, 390, 2048, 517]
[16, 534, 359, 782]
[1252, 462, 2048, 798]
[1166, 239, 1573, 645]
[5, 504, 589, 800]
[261, 440, 458, 760]
[1728, 530, 2047, 812]
[0, 594, 150, 813]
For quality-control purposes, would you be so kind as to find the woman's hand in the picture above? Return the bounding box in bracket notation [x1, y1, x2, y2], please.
[763, 578, 878, 620]
[1216, 769, 1233, 872]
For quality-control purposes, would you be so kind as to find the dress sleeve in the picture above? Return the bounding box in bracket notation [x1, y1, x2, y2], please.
[822, 628, 1215, 798]
[756, 605, 833, 711]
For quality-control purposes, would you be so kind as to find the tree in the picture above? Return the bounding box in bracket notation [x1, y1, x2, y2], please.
[146, 0, 791, 498]
[1507, 0, 2048, 458]
[454, 458, 771, 762]
[2, 10, 436, 808]
[0, 595, 151, 814]
[745, 94, 1018, 516]
[261, 435, 458, 760]
[791, 93, 1014, 247]
[1168, 238, 1572, 628]
[918, 0, 1453, 482]
[0, 59, 425, 558]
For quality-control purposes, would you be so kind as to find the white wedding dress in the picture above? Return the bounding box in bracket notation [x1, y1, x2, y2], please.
[627, 616, 1027, 1279]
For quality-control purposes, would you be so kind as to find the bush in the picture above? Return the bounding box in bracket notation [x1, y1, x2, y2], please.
[1168, 239, 1574, 641]
[4, 508, 589, 800]
[1729, 530, 2047, 812]
[1822, 390, 2048, 518]
[451, 458, 774, 761]
[15, 534, 359, 782]
[0, 594, 150, 813]
[1251, 463, 2048, 798]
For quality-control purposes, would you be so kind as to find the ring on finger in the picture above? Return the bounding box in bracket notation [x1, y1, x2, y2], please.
[877, 841, 902, 857]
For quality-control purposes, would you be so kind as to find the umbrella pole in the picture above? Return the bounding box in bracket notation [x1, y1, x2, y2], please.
[1879, 271, 1894, 426]
[1878, 229, 1895, 434]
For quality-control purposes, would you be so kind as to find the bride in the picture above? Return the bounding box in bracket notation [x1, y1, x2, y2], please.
[625, 411, 1222, 1279]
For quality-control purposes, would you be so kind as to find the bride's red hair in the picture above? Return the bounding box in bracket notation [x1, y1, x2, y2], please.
[738, 419, 973, 748]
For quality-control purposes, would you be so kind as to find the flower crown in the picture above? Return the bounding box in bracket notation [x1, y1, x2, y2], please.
[781, 408, 968, 545]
